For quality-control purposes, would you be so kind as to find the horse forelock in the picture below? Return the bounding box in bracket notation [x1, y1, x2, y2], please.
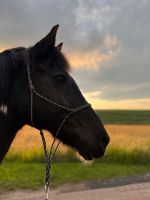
[55, 49, 71, 72]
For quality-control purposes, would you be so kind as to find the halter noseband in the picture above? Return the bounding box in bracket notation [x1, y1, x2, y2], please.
[26, 49, 90, 200]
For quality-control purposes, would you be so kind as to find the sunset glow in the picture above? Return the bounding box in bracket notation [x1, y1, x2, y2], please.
[69, 51, 113, 69]
[84, 93, 150, 110]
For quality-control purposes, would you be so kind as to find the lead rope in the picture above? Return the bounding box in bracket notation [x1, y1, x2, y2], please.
[26, 49, 90, 200]
[39, 107, 89, 200]
[39, 130, 52, 200]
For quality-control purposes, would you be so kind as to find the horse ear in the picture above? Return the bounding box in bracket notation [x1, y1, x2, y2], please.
[34, 24, 59, 49]
[56, 42, 63, 51]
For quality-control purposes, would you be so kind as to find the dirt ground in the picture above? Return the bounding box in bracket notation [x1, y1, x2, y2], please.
[0, 182, 150, 200]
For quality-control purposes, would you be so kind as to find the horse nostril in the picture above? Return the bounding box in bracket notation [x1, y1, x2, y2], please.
[102, 135, 110, 147]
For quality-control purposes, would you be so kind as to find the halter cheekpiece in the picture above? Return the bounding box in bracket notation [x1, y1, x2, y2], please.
[26, 48, 90, 200]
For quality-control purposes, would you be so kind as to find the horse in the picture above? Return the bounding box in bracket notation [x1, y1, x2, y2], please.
[0, 25, 110, 164]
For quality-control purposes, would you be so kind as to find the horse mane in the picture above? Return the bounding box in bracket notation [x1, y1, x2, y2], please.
[0, 47, 25, 106]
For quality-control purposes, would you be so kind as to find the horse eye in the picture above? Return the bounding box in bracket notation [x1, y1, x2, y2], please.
[54, 74, 66, 83]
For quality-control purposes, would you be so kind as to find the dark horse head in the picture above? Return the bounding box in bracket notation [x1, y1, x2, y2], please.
[0, 25, 109, 163]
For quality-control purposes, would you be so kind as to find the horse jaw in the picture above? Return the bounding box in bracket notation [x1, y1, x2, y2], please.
[0, 111, 20, 164]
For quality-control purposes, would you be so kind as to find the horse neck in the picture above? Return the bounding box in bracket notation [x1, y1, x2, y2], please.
[0, 112, 20, 164]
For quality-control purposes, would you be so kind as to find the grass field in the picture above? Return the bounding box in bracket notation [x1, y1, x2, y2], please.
[5, 124, 150, 163]
[1, 162, 150, 191]
[0, 110, 150, 191]
[96, 110, 150, 124]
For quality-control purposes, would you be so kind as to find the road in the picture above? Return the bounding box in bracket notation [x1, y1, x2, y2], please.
[0, 182, 150, 200]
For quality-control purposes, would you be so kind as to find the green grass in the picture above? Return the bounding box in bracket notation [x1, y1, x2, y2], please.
[96, 110, 150, 124]
[101, 147, 150, 165]
[4, 147, 150, 165]
[0, 160, 150, 191]
[1, 147, 150, 191]
[4, 149, 79, 163]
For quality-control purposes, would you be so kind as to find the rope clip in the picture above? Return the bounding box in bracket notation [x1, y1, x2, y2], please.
[45, 184, 49, 200]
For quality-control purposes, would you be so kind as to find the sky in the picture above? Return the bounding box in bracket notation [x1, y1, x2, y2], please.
[0, 0, 149, 110]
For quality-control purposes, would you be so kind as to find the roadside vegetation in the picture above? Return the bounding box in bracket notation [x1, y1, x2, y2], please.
[0, 110, 150, 191]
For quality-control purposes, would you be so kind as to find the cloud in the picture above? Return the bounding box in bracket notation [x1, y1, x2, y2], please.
[0, 0, 149, 108]
[68, 34, 120, 69]
[0, 0, 78, 48]
[71, 0, 150, 105]
[69, 50, 112, 69]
